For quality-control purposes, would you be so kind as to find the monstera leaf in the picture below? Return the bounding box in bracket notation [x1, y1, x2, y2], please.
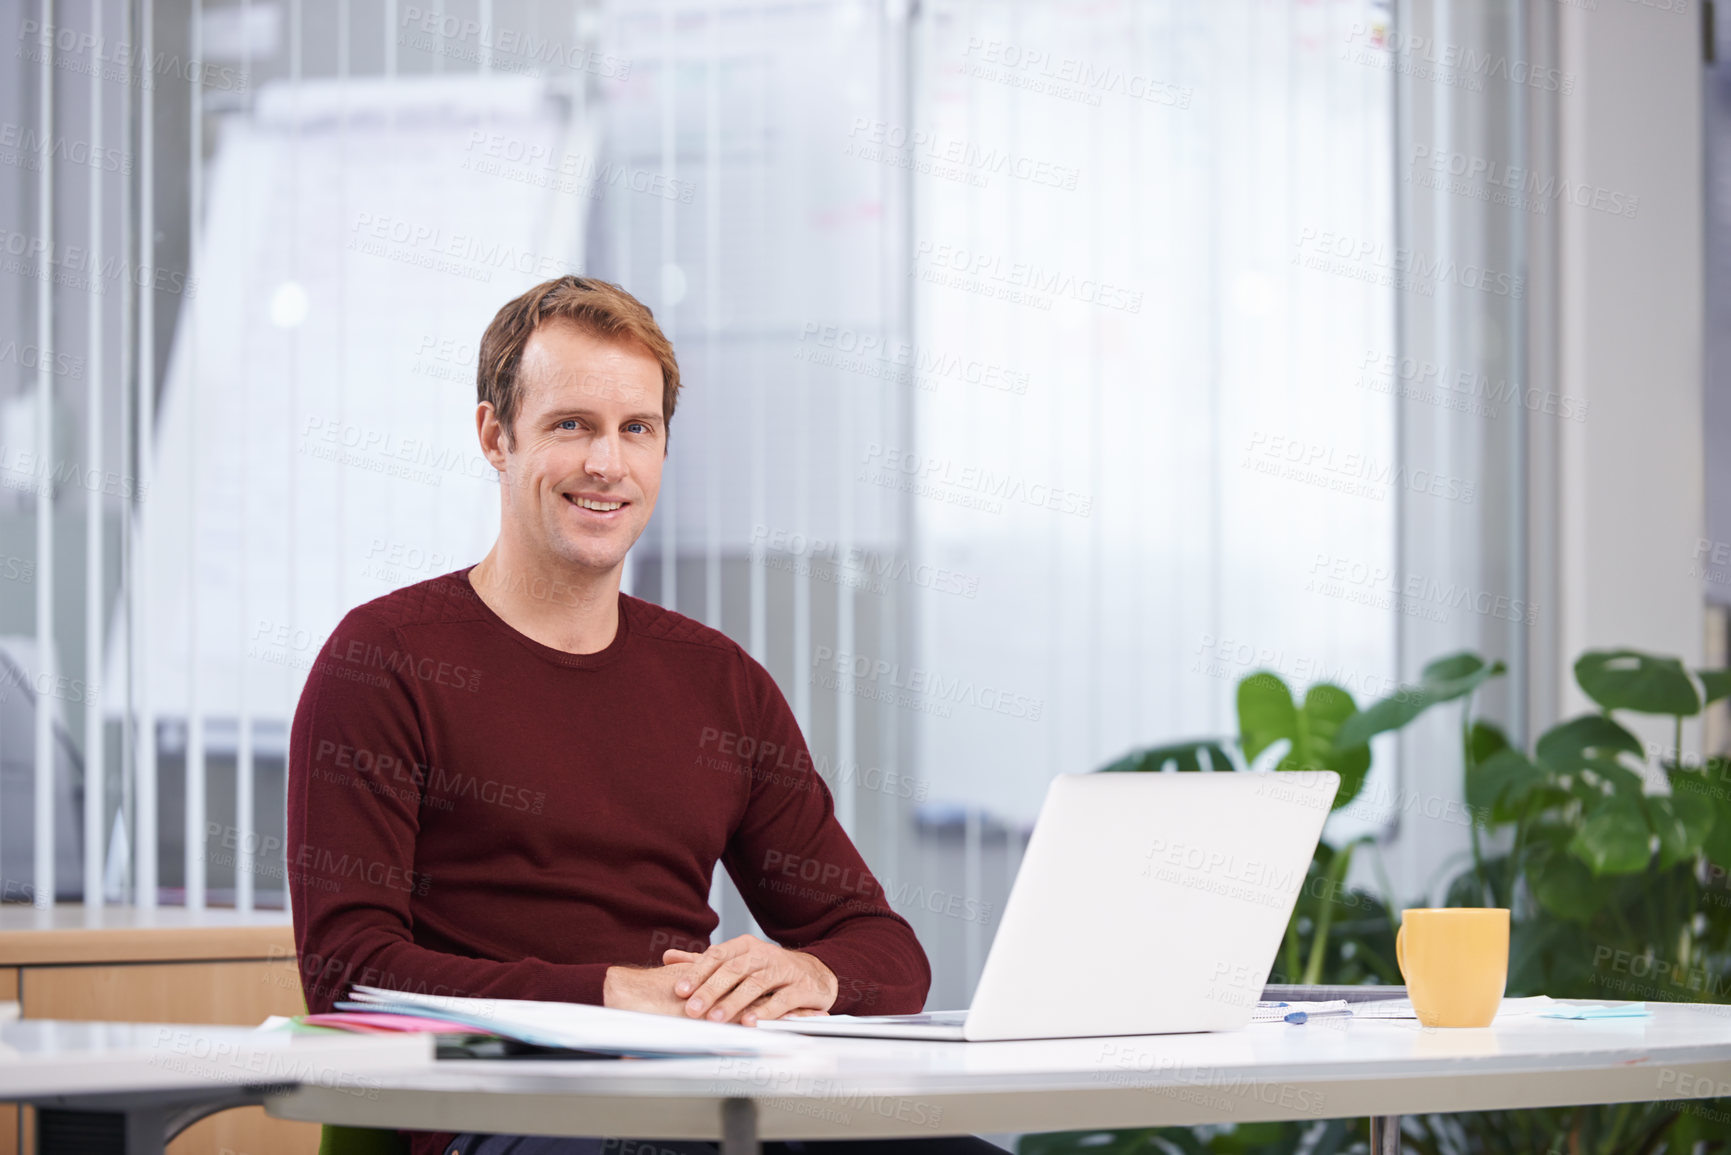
[1529, 841, 1600, 922]
[1575, 649, 1701, 717]
[1534, 714, 1645, 797]
[1236, 673, 1370, 808]
[1469, 719, 1509, 763]
[1334, 652, 1506, 750]
[1646, 791, 1715, 871]
[1567, 794, 1652, 876]
[1466, 747, 1551, 826]
[1672, 759, 1731, 868]
[1700, 669, 1731, 707]
[1238, 672, 1299, 765]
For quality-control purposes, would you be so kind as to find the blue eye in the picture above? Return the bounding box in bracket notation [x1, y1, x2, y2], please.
[558, 419, 579, 431]
[626, 421, 649, 434]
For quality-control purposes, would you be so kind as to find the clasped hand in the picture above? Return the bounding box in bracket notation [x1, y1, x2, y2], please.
[602, 933, 838, 1026]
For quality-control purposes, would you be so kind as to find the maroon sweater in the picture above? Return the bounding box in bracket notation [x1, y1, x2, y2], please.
[287, 570, 929, 1148]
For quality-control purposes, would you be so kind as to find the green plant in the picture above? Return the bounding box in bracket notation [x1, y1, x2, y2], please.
[1400, 650, 1731, 1155]
[1023, 648, 1731, 1155]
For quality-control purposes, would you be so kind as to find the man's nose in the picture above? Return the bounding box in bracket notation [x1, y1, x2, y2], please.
[585, 433, 625, 481]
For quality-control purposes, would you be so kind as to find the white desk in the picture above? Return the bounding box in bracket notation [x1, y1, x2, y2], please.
[0, 1020, 432, 1153]
[265, 1002, 1731, 1155]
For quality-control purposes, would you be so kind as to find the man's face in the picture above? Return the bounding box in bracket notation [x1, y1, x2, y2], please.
[483, 322, 666, 577]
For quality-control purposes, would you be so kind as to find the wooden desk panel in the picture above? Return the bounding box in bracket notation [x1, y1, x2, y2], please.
[0, 910, 319, 1155]
[0, 906, 294, 967]
[21, 958, 306, 1024]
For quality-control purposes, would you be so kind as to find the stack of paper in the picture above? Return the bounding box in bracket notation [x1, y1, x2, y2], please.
[304, 1011, 482, 1034]
[342, 985, 809, 1057]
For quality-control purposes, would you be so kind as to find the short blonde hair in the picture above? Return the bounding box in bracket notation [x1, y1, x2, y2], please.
[476, 276, 681, 444]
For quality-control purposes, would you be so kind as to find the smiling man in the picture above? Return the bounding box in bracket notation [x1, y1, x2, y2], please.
[288, 277, 940, 1155]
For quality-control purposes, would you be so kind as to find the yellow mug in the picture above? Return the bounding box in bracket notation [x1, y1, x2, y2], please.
[1396, 908, 1509, 1027]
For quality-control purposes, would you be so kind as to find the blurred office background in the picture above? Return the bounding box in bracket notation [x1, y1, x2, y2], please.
[0, 0, 1719, 1010]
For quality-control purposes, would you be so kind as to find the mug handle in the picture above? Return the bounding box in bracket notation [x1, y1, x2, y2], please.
[1395, 923, 1407, 980]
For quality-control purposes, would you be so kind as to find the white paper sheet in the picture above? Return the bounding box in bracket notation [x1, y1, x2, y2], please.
[347, 985, 811, 1056]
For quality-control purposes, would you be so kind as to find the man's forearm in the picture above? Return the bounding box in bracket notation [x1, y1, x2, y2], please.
[795, 924, 929, 1015]
[298, 927, 615, 1013]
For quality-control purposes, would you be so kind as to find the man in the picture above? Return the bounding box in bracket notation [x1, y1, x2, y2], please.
[289, 276, 954, 1155]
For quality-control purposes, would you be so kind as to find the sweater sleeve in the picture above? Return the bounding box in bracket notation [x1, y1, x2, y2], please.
[719, 657, 932, 1015]
[287, 608, 613, 1013]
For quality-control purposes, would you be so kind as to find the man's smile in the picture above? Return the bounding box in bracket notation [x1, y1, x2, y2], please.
[565, 492, 630, 517]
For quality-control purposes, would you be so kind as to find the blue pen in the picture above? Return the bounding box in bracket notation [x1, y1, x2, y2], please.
[1284, 1011, 1308, 1024]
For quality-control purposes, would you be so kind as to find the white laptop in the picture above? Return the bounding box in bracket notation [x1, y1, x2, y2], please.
[758, 770, 1338, 1041]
